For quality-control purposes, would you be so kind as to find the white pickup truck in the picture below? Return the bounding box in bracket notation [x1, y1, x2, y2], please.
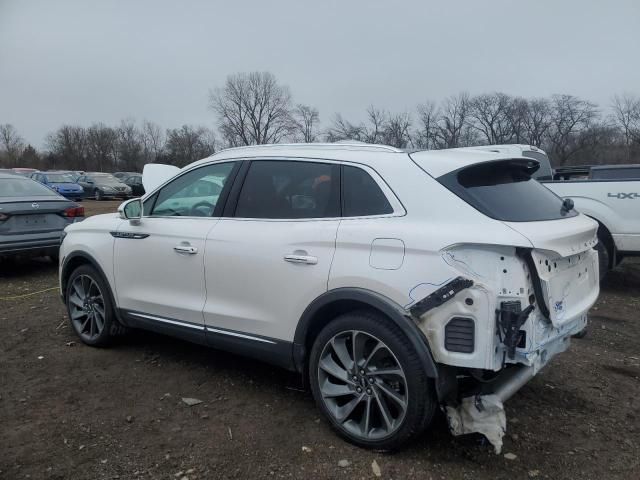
[464, 145, 640, 279]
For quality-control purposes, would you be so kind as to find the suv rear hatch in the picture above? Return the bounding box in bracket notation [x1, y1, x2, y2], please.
[414, 154, 599, 326]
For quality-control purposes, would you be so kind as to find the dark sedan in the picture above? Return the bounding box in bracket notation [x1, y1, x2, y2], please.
[0, 173, 84, 260]
[121, 174, 145, 196]
[76, 172, 132, 200]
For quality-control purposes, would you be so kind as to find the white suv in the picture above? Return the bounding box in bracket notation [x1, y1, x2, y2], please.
[59, 143, 600, 452]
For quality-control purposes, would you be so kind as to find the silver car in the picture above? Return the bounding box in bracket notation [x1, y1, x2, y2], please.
[0, 173, 85, 260]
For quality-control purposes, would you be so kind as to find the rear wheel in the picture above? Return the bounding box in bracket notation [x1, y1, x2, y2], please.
[65, 264, 124, 346]
[309, 310, 436, 451]
[595, 238, 609, 282]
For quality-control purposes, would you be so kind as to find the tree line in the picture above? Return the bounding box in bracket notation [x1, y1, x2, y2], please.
[2, 71, 640, 171]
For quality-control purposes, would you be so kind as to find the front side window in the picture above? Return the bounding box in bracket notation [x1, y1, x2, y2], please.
[150, 162, 235, 217]
[342, 165, 393, 216]
[235, 160, 339, 219]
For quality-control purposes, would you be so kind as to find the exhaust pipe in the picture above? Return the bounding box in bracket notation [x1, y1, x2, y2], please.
[492, 365, 535, 402]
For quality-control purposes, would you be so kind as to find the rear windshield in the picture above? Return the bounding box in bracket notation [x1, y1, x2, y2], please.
[438, 160, 577, 222]
[0, 177, 59, 197]
[591, 167, 640, 180]
[45, 173, 76, 183]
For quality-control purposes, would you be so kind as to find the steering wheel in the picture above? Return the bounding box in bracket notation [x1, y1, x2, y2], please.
[190, 201, 215, 217]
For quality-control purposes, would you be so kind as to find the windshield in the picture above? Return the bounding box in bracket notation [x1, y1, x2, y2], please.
[45, 173, 75, 183]
[89, 174, 120, 184]
[438, 160, 578, 222]
[0, 177, 60, 197]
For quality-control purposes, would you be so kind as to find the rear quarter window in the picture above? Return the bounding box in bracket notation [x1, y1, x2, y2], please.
[438, 160, 577, 222]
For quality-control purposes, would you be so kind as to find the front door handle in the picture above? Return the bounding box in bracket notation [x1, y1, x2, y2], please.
[174, 245, 198, 255]
[284, 254, 318, 265]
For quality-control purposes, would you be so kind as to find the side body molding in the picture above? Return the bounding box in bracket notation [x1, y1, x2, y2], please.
[293, 288, 440, 380]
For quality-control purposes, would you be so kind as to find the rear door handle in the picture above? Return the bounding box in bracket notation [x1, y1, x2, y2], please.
[174, 245, 198, 255]
[284, 254, 318, 265]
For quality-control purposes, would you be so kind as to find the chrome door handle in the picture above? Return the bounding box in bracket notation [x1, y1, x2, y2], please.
[284, 254, 318, 265]
[174, 245, 198, 254]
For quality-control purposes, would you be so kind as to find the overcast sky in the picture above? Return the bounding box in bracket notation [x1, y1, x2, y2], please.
[1, 0, 639, 148]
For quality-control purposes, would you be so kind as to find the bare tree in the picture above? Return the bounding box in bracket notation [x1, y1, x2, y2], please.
[87, 123, 117, 172]
[362, 106, 387, 144]
[383, 112, 413, 148]
[469, 92, 514, 144]
[209, 72, 294, 146]
[504, 97, 529, 144]
[0, 124, 25, 167]
[165, 125, 216, 167]
[292, 104, 320, 143]
[116, 119, 143, 171]
[45, 125, 87, 170]
[325, 114, 365, 142]
[434, 92, 472, 148]
[522, 98, 552, 147]
[546, 94, 598, 165]
[611, 94, 640, 160]
[415, 101, 439, 149]
[142, 120, 165, 162]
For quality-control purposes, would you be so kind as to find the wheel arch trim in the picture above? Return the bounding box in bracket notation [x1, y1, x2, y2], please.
[293, 288, 439, 379]
[60, 251, 121, 321]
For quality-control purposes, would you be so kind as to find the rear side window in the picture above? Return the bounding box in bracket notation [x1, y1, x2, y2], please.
[342, 166, 393, 216]
[438, 160, 577, 222]
[235, 161, 339, 219]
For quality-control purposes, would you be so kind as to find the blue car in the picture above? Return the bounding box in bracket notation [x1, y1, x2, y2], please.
[30, 172, 85, 200]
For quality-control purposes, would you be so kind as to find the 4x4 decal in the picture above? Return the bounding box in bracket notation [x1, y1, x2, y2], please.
[608, 192, 640, 199]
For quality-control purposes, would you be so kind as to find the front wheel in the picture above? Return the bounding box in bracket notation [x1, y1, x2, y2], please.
[309, 310, 436, 451]
[65, 264, 125, 346]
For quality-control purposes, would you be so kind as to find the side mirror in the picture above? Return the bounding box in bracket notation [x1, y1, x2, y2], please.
[119, 198, 142, 224]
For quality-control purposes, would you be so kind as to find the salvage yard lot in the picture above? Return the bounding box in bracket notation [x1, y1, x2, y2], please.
[1, 200, 639, 479]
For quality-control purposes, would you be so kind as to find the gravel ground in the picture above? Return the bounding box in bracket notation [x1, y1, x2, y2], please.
[1, 200, 638, 479]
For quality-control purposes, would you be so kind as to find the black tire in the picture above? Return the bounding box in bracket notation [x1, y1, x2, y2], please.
[572, 327, 588, 339]
[94, 189, 103, 201]
[309, 310, 436, 451]
[65, 264, 126, 347]
[595, 239, 609, 282]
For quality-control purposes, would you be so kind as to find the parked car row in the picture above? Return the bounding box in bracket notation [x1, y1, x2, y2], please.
[0, 168, 145, 200]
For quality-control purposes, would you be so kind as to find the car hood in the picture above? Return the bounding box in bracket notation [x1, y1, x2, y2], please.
[97, 182, 128, 188]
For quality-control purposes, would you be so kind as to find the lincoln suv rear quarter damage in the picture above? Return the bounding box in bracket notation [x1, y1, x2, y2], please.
[59, 143, 599, 452]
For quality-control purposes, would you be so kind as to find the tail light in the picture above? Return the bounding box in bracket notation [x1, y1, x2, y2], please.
[0, 213, 9, 221]
[62, 206, 85, 218]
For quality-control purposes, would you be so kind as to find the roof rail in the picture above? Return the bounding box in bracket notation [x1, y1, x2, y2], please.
[216, 142, 404, 154]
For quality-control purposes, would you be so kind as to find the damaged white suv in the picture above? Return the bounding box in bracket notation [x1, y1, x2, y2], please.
[59, 143, 599, 452]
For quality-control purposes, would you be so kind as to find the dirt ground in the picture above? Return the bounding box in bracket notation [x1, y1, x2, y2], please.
[1, 200, 638, 479]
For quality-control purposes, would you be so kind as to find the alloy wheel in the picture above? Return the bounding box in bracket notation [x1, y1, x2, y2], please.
[317, 330, 408, 440]
[68, 274, 106, 341]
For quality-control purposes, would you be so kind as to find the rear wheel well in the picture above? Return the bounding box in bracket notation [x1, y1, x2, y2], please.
[591, 219, 615, 269]
[303, 299, 388, 355]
